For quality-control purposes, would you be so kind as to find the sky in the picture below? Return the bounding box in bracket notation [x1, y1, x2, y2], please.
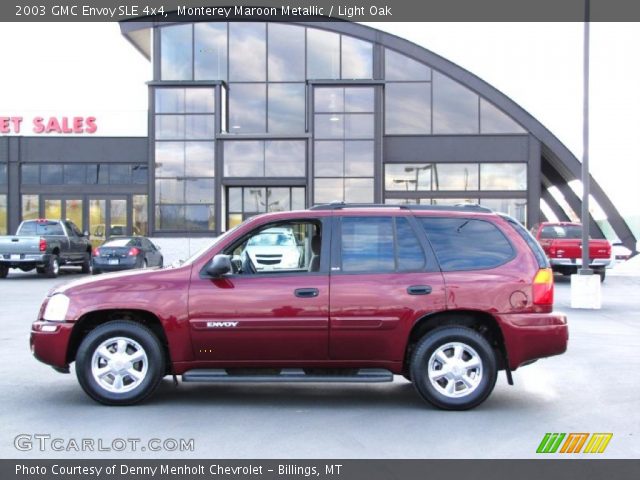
[0, 21, 639, 220]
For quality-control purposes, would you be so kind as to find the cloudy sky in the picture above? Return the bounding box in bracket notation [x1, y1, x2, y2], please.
[1, 22, 638, 219]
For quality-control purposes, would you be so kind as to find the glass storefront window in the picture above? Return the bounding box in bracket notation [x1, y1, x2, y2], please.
[156, 142, 185, 177]
[185, 205, 215, 231]
[385, 49, 431, 81]
[480, 99, 526, 134]
[133, 195, 148, 235]
[229, 83, 266, 133]
[341, 36, 373, 79]
[63, 164, 86, 185]
[314, 178, 343, 204]
[89, 199, 106, 244]
[109, 165, 132, 184]
[314, 141, 343, 177]
[265, 141, 306, 177]
[344, 141, 374, 177]
[161, 24, 193, 80]
[22, 195, 39, 221]
[268, 83, 306, 134]
[268, 23, 305, 81]
[432, 163, 479, 191]
[307, 28, 340, 79]
[480, 198, 527, 225]
[480, 163, 527, 190]
[344, 178, 374, 203]
[40, 165, 63, 185]
[185, 115, 215, 139]
[185, 89, 215, 113]
[185, 142, 215, 177]
[65, 199, 83, 230]
[21, 165, 39, 184]
[155, 205, 185, 230]
[433, 72, 479, 134]
[224, 141, 306, 178]
[110, 199, 127, 236]
[0, 195, 6, 235]
[385, 83, 431, 134]
[385, 164, 433, 191]
[224, 141, 264, 177]
[132, 165, 148, 185]
[229, 22, 266, 82]
[185, 179, 215, 204]
[156, 179, 185, 204]
[194, 22, 227, 81]
[156, 89, 184, 113]
[431, 198, 479, 205]
[44, 199, 62, 220]
[155, 115, 185, 140]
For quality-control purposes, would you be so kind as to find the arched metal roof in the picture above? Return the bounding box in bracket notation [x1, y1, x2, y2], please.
[120, 17, 637, 252]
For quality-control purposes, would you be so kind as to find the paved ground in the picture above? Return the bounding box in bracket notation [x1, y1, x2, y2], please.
[1, 262, 638, 459]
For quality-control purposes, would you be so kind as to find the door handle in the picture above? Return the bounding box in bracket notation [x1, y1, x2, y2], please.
[407, 285, 432, 295]
[295, 288, 319, 298]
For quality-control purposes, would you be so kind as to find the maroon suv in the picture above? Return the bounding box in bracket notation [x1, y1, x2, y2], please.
[31, 204, 568, 410]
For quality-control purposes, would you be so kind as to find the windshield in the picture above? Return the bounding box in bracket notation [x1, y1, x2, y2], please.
[247, 230, 296, 247]
[179, 224, 243, 267]
[102, 239, 133, 247]
[540, 225, 583, 239]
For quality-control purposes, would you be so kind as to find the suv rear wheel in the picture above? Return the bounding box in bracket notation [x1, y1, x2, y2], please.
[75, 321, 165, 406]
[410, 326, 497, 410]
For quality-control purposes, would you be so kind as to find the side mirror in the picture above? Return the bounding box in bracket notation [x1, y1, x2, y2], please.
[205, 254, 232, 277]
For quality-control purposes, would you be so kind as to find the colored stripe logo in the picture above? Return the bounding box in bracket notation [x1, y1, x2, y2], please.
[537, 433, 612, 454]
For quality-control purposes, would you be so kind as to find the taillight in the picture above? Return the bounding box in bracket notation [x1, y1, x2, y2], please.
[533, 268, 554, 306]
[128, 247, 140, 256]
[39, 238, 47, 252]
[92, 248, 100, 256]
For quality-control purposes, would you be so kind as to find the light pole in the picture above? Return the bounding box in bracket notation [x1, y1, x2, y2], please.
[579, 0, 591, 276]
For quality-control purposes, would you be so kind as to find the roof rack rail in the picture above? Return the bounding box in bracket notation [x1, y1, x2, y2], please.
[310, 202, 493, 213]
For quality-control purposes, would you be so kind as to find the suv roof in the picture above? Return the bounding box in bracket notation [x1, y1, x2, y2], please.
[310, 202, 493, 213]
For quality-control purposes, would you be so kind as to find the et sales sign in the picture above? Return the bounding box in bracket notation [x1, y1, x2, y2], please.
[0, 116, 97, 135]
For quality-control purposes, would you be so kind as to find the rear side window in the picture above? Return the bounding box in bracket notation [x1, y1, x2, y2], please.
[341, 217, 395, 272]
[504, 216, 549, 268]
[419, 217, 514, 271]
[340, 216, 427, 273]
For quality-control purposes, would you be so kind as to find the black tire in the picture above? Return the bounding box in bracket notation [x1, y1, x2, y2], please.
[44, 255, 60, 278]
[36, 267, 45, 274]
[0, 265, 8, 279]
[81, 253, 91, 274]
[597, 269, 606, 282]
[410, 326, 497, 410]
[92, 268, 101, 275]
[75, 320, 165, 406]
[402, 373, 412, 382]
[158, 257, 164, 268]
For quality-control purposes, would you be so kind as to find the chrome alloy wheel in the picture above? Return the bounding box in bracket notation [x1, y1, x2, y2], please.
[428, 342, 483, 398]
[52, 258, 59, 275]
[91, 337, 148, 393]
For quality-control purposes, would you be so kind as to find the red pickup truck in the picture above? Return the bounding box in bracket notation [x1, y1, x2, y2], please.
[31, 205, 568, 410]
[532, 222, 611, 281]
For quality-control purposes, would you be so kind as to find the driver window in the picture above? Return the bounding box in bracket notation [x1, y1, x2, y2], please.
[226, 221, 322, 275]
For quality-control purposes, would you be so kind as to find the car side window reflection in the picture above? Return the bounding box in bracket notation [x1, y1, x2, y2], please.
[225, 221, 322, 275]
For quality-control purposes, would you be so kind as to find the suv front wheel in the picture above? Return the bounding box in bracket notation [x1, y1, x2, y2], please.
[75, 321, 165, 406]
[410, 326, 497, 410]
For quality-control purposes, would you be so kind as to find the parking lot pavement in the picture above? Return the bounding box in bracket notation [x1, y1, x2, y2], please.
[1, 267, 638, 459]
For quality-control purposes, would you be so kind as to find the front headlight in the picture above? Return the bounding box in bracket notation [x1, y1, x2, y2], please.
[43, 294, 70, 322]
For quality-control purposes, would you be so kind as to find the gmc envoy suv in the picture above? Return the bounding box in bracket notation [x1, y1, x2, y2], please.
[31, 204, 568, 410]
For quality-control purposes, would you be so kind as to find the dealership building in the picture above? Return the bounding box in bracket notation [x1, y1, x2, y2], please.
[0, 18, 636, 251]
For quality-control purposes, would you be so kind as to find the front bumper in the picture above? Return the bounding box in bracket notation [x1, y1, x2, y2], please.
[30, 321, 74, 369]
[497, 312, 568, 370]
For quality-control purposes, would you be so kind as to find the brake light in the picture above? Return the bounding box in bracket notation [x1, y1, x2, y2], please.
[128, 247, 140, 256]
[92, 248, 100, 256]
[39, 238, 47, 252]
[533, 268, 554, 306]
